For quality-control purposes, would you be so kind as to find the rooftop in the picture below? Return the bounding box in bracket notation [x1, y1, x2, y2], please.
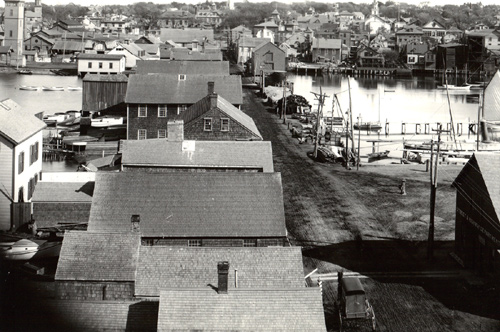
[31, 181, 94, 202]
[0, 99, 46, 144]
[135, 60, 229, 75]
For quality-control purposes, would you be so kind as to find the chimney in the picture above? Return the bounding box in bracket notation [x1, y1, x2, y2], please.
[217, 261, 229, 294]
[192, 39, 198, 51]
[131, 214, 140, 232]
[207, 81, 215, 95]
[167, 119, 184, 142]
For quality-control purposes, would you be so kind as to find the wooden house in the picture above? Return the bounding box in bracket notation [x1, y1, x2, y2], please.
[121, 127, 271, 172]
[77, 53, 126, 77]
[312, 38, 342, 63]
[251, 41, 286, 76]
[87, 172, 288, 246]
[125, 76, 242, 140]
[135, 60, 229, 75]
[158, 10, 195, 28]
[452, 153, 500, 276]
[82, 74, 128, 115]
[422, 20, 447, 41]
[0, 99, 46, 230]
[236, 37, 271, 64]
[180, 92, 262, 141]
[159, 28, 214, 47]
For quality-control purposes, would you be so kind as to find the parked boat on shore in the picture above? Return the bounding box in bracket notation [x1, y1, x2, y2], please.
[0, 238, 62, 261]
[19, 85, 39, 91]
[42, 86, 65, 91]
[67, 86, 82, 91]
[91, 116, 124, 128]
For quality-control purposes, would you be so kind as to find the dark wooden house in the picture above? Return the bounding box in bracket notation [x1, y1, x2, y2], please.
[82, 74, 128, 116]
[180, 92, 262, 141]
[125, 75, 242, 140]
[251, 41, 286, 76]
[452, 153, 500, 276]
[88, 172, 288, 246]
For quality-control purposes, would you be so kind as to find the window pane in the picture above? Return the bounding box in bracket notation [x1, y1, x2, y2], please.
[158, 129, 167, 139]
[204, 118, 212, 131]
[138, 129, 147, 140]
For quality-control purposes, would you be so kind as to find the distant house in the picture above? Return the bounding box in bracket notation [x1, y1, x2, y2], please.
[252, 21, 279, 37]
[231, 25, 252, 43]
[31, 179, 94, 227]
[0, 99, 46, 230]
[76, 53, 126, 77]
[23, 33, 54, 54]
[158, 10, 195, 28]
[135, 60, 229, 75]
[255, 27, 275, 44]
[180, 92, 263, 141]
[365, 15, 391, 35]
[88, 172, 288, 246]
[312, 38, 342, 63]
[467, 28, 500, 52]
[82, 74, 128, 115]
[100, 20, 126, 34]
[121, 135, 271, 172]
[356, 44, 385, 67]
[195, 9, 223, 28]
[251, 41, 286, 75]
[52, 19, 85, 33]
[452, 153, 500, 277]
[159, 28, 214, 47]
[236, 37, 271, 64]
[125, 75, 242, 140]
[422, 20, 447, 40]
[169, 47, 222, 61]
[157, 288, 326, 331]
[108, 43, 144, 69]
[0, 46, 13, 65]
[396, 24, 424, 49]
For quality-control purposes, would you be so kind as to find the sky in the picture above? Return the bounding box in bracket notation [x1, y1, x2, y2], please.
[32, 0, 500, 6]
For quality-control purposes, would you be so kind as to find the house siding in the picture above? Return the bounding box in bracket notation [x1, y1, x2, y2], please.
[183, 108, 260, 141]
[77, 58, 125, 76]
[252, 43, 286, 76]
[0, 136, 13, 230]
[82, 80, 128, 113]
[127, 104, 175, 140]
[141, 237, 286, 247]
[56, 281, 134, 300]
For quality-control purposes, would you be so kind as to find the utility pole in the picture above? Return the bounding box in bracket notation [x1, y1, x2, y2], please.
[357, 114, 361, 171]
[311, 88, 328, 159]
[428, 124, 449, 260]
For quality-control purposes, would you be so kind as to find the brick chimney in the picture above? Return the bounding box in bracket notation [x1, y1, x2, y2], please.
[167, 119, 184, 142]
[207, 81, 215, 95]
[217, 261, 229, 294]
[210, 93, 218, 108]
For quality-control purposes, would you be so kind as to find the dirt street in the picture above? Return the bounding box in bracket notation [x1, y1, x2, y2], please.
[241, 88, 500, 332]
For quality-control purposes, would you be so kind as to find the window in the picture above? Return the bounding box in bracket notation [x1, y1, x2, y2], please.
[138, 105, 147, 117]
[265, 52, 273, 62]
[88, 62, 92, 68]
[28, 178, 35, 200]
[98, 62, 103, 69]
[29, 142, 39, 165]
[9, 30, 13, 38]
[178, 74, 186, 81]
[188, 239, 202, 247]
[18, 151, 24, 174]
[177, 105, 187, 114]
[221, 118, 229, 131]
[109, 62, 113, 69]
[158, 105, 167, 117]
[10, 9, 13, 16]
[138, 129, 147, 140]
[204, 118, 212, 131]
[158, 129, 167, 139]
[18, 187, 24, 202]
[243, 239, 256, 247]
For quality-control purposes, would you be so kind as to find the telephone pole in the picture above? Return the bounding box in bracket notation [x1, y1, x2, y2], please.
[311, 88, 329, 159]
[428, 124, 449, 260]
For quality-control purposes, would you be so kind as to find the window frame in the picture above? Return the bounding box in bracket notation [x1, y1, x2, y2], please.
[88, 62, 92, 69]
[243, 239, 257, 247]
[221, 118, 230, 132]
[158, 105, 167, 117]
[18, 151, 24, 174]
[203, 118, 212, 131]
[98, 62, 103, 69]
[188, 239, 202, 247]
[138, 129, 147, 140]
[138, 105, 147, 117]
[177, 105, 187, 115]
[109, 62, 113, 69]
[178, 74, 186, 81]
[158, 129, 167, 139]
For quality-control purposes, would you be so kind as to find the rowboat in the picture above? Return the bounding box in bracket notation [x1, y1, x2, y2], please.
[0, 238, 62, 261]
[437, 84, 471, 91]
[17, 69, 33, 75]
[91, 116, 124, 128]
[67, 86, 82, 91]
[19, 85, 39, 91]
[367, 150, 390, 161]
[353, 122, 382, 132]
[42, 86, 65, 91]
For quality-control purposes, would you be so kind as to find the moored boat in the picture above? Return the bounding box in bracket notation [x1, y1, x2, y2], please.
[367, 150, 390, 161]
[91, 116, 124, 128]
[353, 122, 382, 132]
[19, 85, 39, 91]
[0, 238, 62, 261]
[437, 84, 471, 91]
[17, 69, 33, 75]
[67, 86, 82, 91]
[42, 86, 65, 91]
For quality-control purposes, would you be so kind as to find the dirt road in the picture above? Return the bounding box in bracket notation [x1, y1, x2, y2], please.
[241, 88, 500, 332]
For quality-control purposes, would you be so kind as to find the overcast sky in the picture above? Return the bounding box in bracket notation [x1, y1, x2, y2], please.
[35, 0, 500, 7]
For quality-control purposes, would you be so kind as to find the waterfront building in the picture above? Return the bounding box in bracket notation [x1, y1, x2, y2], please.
[135, 60, 229, 75]
[0, 99, 45, 230]
[422, 19, 447, 41]
[312, 38, 342, 63]
[3, 0, 25, 67]
[236, 37, 271, 64]
[251, 41, 286, 75]
[452, 153, 500, 277]
[395, 24, 424, 49]
[157, 10, 195, 28]
[76, 53, 126, 77]
[108, 43, 143, 69]
[82, 73, 128, 116]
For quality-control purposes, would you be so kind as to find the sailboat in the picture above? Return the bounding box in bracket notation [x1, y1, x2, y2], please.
[480, 70, 500, 142]
[353, 86, 382, 132]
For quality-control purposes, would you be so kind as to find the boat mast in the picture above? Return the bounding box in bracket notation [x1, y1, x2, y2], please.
[443, 73, 459, 150]
[347, 76, 355, 155]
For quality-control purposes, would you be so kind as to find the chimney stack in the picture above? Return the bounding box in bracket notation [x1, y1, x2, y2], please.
[217, 261, 229, 294]
[167, 119, 184, 142]
[207, 81, 215, 95]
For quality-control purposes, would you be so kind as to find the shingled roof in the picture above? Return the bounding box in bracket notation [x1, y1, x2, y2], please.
[55, 231, 141, 281]
[0, 99, 46, 145]
[32, 181, 94, 202]
[135, 246, 304, 297]
[180, 93, 261, 139]
[170, 48, 222, 61]
[88, 172, 286, 238]
[135, 60, 229, 75]
[124, 74, 242, 105]
[121, 140, 272, 171]
[159, 28, 214, 44]
[157, 288, 326, 331]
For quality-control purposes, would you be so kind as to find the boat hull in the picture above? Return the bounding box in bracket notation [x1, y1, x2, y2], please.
[0, 240, 62, 261]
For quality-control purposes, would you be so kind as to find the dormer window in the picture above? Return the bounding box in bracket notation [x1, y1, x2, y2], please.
[178, 74, 186, 81]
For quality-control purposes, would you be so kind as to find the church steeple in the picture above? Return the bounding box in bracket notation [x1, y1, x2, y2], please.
[371, 0, 379, 16]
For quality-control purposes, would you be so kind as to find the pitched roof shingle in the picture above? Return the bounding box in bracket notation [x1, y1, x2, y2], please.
[135, 60, 229, 75]
[55, 231, 141, 281]
[0, 99, 46, 144]
[88, 172, 286, 238]
[32, 182, 94, 202]
[135, 246, 304, 297]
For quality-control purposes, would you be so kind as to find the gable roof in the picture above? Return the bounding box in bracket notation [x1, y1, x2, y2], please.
[135, 60, 229, 75]
[181, 94, 260, 138]
[0, 99, 46, 145]
[170, 48, 222, 61]
[237, 37, 271, 48]
[83, 73, 128, 82]
[77, 53, 124, 60]
[55, 231, 141, 281]
[453, 153, 500, 226]
[313, 37, 342, 50]
[88, 172, 286, 238]
[159, 28, 214, 44]
[122, 140, 272, 171]
[254, 21, 279, 28]
[158, 288, 326, 331]
[135, 246, 304, 297]
[32, 182, 94, 202]
[253, 41, 284, 54]
[125, 74, 242, 105]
